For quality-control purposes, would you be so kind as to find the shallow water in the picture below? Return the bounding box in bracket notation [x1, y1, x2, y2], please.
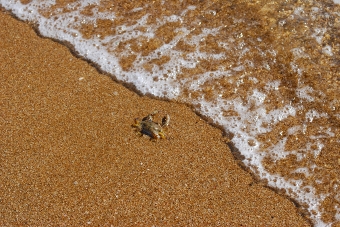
[1, 0, 339, 225]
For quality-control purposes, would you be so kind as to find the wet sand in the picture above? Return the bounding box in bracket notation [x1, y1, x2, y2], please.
[0, 9, 310, 226]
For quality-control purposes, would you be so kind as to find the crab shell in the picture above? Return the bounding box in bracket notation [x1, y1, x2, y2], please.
[139, 120, 166, 139]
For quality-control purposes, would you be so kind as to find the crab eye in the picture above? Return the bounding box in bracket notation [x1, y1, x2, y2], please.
[162, 114, 170, 126]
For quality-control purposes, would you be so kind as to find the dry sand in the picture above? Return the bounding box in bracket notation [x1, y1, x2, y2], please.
[0, 9, 310, 226]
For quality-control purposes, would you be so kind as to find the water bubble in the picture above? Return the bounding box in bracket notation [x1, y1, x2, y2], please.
[278, 20, 286, 26]
[209, 10, 216, 16]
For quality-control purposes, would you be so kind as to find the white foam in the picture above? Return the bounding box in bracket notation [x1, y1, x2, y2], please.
[322, 45, 333, 56]
[297, 86, 315, 102]
[291, 47, 310, 59]
[312, 28, 327, 44]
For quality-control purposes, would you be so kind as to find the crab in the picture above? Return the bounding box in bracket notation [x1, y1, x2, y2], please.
[132, 111, 170, 140]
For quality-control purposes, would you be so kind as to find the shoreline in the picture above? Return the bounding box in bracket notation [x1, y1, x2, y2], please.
[0, 9, 310, 226]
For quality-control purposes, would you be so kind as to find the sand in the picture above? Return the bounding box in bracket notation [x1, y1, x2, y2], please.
[0, 9, 310, 226]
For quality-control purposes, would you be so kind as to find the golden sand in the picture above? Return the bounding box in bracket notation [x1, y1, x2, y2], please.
[0, 9, 310, 226]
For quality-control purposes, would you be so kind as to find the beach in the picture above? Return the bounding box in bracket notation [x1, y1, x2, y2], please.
[0, 8, 312, 226]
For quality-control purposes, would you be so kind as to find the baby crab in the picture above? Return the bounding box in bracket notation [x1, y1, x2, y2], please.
[132, 111, 170, 140]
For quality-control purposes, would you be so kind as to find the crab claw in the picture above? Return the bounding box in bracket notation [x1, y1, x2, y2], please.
[158, 131, 166, 139]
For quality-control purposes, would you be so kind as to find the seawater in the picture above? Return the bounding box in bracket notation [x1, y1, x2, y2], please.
[1, 0, 339, 226]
